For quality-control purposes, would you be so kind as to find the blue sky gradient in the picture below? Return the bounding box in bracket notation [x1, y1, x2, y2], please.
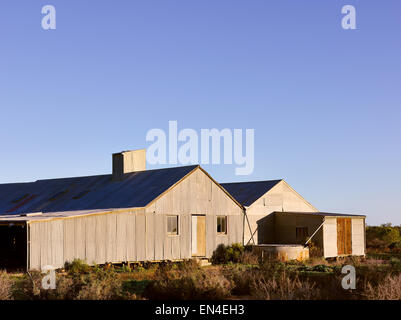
[0, 1, 400, 225]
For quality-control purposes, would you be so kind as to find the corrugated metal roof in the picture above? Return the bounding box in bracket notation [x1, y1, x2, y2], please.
[275, 211, 366, 218]
[0, 165, 198, 215]
[221, 180, 282, 206]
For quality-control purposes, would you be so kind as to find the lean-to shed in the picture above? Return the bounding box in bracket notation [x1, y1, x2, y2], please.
[0, 150, 244, 270]
[221, 180, 366, 257]
[274, 212, 366, 258]
[221, 180, 318, 245]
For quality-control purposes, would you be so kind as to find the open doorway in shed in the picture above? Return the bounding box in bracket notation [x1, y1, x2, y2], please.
[0, 224, 27, 270]
[337, 218, 352, 255]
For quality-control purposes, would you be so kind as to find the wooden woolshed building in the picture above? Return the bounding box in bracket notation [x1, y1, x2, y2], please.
[0, 150, 244, 270]
[221, 181, 366, 258]
[0, 148, 366, 270]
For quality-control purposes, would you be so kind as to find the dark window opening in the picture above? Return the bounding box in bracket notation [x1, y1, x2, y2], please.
[167, 216, 178, 235]
[296, 227, 309, 242]
[0, 225, 27, 270]
[217, 216, 227, 234]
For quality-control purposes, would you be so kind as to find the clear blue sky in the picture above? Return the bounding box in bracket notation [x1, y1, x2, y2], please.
[0, 1, 400, 225]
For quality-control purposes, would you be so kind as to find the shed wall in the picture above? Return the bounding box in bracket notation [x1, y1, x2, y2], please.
[28, 209, 146, 270]
[145, 168, 244, 258]
[323, 217, 338, 258]
[248, 181, 318, 244]
[351, 218, 365, 256]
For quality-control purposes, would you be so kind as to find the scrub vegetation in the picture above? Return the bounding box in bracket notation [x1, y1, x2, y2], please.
[1, 225, 401, 300]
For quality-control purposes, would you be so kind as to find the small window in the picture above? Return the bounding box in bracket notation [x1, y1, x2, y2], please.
[167, 216, 178, 235]
[296, 227, 308, 241]
[217, 216, 227, 234]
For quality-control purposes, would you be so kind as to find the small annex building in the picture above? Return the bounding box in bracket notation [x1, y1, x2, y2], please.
[0, 150, 244, 270]
[221, 181, 366, 258]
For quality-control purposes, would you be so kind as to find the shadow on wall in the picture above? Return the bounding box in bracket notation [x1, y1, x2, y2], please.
[257, 214, 275, 244]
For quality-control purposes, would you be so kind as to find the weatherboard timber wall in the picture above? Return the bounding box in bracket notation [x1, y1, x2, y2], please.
[28, 209, 146, 270]
[145, 168, 244, 258]
[351, 218, 365, 256]
[322, 217, 337, 258]
[246, 181, 318, 245]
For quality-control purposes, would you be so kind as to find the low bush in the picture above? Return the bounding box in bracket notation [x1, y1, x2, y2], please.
[211, 243, 244, 264]
[64, 259, 91, 275]
[144, 267, 233, 300]
[250, 270, 319, 300]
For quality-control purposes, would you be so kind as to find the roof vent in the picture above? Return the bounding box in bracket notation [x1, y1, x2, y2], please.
[20, 212, 43, 217]
[112, 149, 146, 181]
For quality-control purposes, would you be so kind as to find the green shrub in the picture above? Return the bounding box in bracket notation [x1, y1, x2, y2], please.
[65, 259, 91, 275]
[366, 225, 401, 249]
[211, 243, 244, 264]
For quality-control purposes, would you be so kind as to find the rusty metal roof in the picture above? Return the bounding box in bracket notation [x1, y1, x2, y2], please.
[221, 180, 282, 206]
[0, 165, 198, 215]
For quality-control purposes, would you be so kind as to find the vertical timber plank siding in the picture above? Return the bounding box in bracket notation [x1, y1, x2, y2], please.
[126, 212, 136, 262]
[180, 215, 191, 259]
[345, 218, 352, 255]
[39, 222, 48, 269]
[116, 214, 127, 262]
[337, 218, 345, 255]
[28, 223, 40, 270]
[146, 213, 155, 261]
[172, 236, 180, 259]
[206, 215, 215, 257]
[323, 218, 337, 258]
[154, 215, 164, 260]
[136, 213, 146, 261]
[53, 220, 64, 268]
[106, 214, 117, 263]
[85, 217, 96, 264]
[64, 219, 75, 264]
[95, 215, 107, 264]
[337, 218, 352, 256]
[75, 218, 85, 260]
[351, 218, 365, 256]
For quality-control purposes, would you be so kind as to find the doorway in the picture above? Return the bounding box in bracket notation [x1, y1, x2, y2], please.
[0, 224, 27, 270]
[191, 215, 206, 257]
[337, 218, 352, 255]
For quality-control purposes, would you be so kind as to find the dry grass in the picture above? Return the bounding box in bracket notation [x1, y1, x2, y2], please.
[250, 271, 319, 300]
[1, 255, 401, 300]
[363, 273, 401, 300]
[0, 271, 13, 300]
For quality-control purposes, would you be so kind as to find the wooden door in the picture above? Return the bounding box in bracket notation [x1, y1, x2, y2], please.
[337, 218, 352, 255]
[191, 215, 206, 257]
